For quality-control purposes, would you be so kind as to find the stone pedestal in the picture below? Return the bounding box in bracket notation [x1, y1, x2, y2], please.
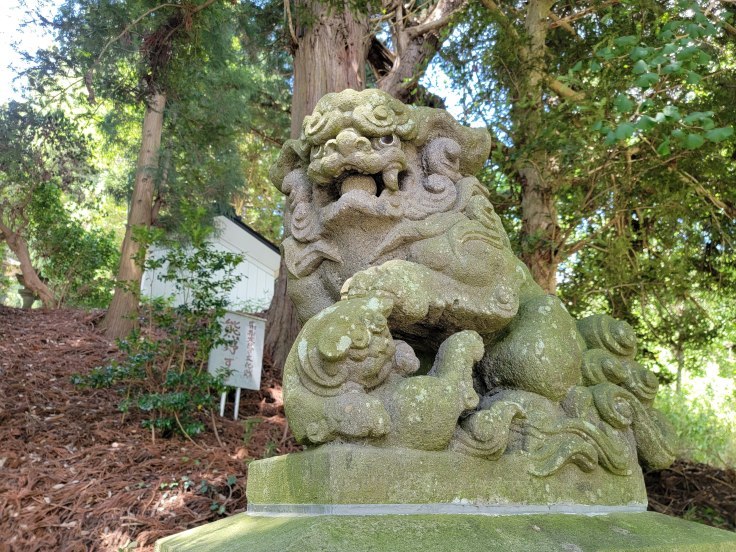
[246, 444, 647, 513]
[155, 447, 736, 551]
[155, 511, 736, 551]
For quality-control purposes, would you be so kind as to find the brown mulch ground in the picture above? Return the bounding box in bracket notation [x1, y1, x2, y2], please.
[0, 306, 734, 551]
[645, 460, 736, 532]
[0, 306, 300, 551]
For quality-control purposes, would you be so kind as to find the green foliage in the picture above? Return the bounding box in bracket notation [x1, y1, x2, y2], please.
[435, 0, 736, 389]
[0, 100, 94, 229]
[28, 183, 119, 307]
[0, 99, 107, 305]
[26, 0, 290, 241]
[583, 1, 732, 152]
[0, 243, 14, 302]
[74, 228, 244, 438]
[656, 383, 736, 468]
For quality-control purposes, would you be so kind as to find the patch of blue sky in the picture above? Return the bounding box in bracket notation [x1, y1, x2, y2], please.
[0, 0, 60, 103]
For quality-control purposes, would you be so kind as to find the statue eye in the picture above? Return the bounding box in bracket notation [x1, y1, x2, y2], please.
[379, 134, 397, 147]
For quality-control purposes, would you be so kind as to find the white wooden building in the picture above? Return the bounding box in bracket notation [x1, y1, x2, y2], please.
[141, 215, 280, 312]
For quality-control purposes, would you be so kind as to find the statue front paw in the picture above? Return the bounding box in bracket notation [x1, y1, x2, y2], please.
[324, 392, 391, 439]
[341, 260, 432, 322]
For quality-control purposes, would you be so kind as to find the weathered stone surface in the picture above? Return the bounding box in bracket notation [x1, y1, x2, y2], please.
[156, 89, 711, 552]
[272, 87, 675, 482]
[155, 512, 736, 552]
[246, 444, 646, 509]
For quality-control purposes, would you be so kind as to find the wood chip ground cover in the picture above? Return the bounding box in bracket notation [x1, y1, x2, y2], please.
[0, 306, 733, 550]
[0, 306, 299, 551]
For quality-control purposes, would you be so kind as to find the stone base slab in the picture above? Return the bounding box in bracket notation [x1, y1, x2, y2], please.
[155, 512, 736, 551]
[246, 444, 647, 509]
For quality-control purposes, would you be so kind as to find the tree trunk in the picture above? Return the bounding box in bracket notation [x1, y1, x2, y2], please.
[519, 163, 558, 293]
[101, 91, 166, 339]
[514, 0, 560, 294]
[264, 1, 370, 372]
[0, 223, 56, 307]
[288, 1, 370, 137]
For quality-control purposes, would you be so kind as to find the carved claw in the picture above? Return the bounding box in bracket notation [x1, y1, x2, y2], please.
[450, 401, 526, 459]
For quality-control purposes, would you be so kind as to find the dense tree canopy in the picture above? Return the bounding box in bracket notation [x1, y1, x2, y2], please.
[1, 0, 733, 384]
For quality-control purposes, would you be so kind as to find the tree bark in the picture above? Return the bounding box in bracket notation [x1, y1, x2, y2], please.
[264, 1, 370, 373]
[100, 91, 166, 339]
[0, 223, 56, 307]
[514, 0, 560, 294]
[288, 1, 370, 137]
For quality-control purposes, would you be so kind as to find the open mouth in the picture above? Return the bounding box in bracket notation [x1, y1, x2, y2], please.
[336, 166, 402, 200]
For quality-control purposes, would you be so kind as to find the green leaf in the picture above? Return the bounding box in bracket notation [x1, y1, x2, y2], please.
[676, 45, 699, 61]
[663, 105, 681, 120]
[629, 46, 649, 61]
[636, 116, 657, 131]
[571, 60, 584, 73]
[649, 55, 667, 66]
[656, 139, 671, 156]
[686, 23, 702, 38]
[684, 133, 705, 149]
[704, 127, 734, 143]
[683, 111, 714, 124]
[632, 59, 649, 74]
[615, 122, 636, 141]
[596, 47, 614, 60]
[614, 35, 638, 48]
[635, 73, 659, 88]
[590, 59, 602, 73]
[614, 94, 634, 113]
[686, 71, 701, 85]
[661, 44, 678, 55]
[662, 62, 682, 74]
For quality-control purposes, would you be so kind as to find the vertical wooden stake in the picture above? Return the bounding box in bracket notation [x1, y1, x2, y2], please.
[233, 388, 241, 421]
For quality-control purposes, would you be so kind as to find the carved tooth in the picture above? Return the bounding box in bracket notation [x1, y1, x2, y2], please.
[382, 168, 399, 191]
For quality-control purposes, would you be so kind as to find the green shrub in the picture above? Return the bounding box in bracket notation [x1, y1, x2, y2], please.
[655, 383, 736, 468]
[74, 233, 243, 438]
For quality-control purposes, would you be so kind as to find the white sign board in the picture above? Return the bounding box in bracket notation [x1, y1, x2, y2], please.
[208, 311, 265, 391]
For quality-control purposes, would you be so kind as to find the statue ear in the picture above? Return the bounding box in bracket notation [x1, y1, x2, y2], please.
[413, 107, 492, 176]
[270, 138, 310, 193]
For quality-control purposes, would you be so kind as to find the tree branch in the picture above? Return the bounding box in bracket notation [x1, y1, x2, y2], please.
[406, 1, 467, 37]
[549, 0, 621, 29]
[548, 11, 578, 36]
[85, 0, 219, 102]
[547, 78, 584, 101]
[375, 0, 467, 102]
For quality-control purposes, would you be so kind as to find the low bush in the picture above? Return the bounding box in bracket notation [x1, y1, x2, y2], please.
[74, 232, 243, 438]
[656, 380, 736, 468]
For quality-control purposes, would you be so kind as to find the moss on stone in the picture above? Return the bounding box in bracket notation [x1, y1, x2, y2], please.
[156, 512, 736, 552]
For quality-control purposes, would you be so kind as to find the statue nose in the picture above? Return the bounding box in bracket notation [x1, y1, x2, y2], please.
[330, 129, 372, 156]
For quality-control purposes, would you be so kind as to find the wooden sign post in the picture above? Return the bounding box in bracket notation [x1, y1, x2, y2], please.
[208, 311, 265, 420]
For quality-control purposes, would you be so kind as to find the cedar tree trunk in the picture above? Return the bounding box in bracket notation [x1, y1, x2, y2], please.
[101, 91, 166, 339]
[264, 1, 370, 372]
[515, 0, 560, 294]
